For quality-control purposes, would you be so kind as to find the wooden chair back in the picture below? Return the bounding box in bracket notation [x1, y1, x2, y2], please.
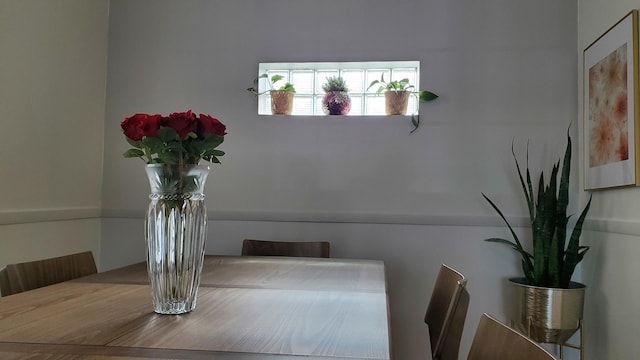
[241, 239, 330, 258]
[0, 251, 97, 297]
[467, 313, 555, 360]
[425, 264, 469, 360]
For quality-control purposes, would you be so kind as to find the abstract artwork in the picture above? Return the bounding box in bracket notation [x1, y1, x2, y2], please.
[584, 10, 639, 190]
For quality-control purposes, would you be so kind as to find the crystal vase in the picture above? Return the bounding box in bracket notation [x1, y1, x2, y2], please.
[144, 164, 209, 314]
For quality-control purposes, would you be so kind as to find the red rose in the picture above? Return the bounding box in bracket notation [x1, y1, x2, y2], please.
[121, 113, 161, 141]
[197, 114, 227, 137]
[161, 110, 196, 139]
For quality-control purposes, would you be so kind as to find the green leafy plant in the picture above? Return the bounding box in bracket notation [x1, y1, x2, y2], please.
[322, 76, 349, 93]
[247, 73, 295, 95]
[368, 75, 416, 94]
[367, 74, 438, 134]
[321, 76, 351, 115]
[482, 131, 592, 288]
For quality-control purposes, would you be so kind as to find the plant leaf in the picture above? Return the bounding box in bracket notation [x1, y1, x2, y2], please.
[270, 74, 284, 84]
[157, 127, 179, 143]
[123, 149, 144, 158]
[482, 193, 535, 283]
[410, 114, 419, 134]
[418, 90, 438, 102]
[561, 195, 592, 287]
[126, 138, 142, 148]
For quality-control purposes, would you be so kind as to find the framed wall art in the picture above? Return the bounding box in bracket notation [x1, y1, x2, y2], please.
[583, 10, 640, 190]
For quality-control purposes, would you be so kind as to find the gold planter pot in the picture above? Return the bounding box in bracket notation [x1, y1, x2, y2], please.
[508, 277, 585, 344]
[270, 90, 294, 115]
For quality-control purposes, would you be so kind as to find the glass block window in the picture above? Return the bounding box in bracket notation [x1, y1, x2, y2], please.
[254, 61, 420, 115]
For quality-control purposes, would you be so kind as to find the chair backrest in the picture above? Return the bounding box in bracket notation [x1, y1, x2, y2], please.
[424, 264, 469, 360]
[467, 313, 556, 360]
[0, 251, 97, 297]
[241, 239, 330, 258]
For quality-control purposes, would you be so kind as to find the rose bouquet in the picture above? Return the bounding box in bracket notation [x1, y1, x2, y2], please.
[121, 109, 226, 165]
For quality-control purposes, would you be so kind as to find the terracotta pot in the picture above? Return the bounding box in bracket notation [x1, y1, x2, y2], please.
[385, 91, 410, 115]
[270, 90, 294, 115]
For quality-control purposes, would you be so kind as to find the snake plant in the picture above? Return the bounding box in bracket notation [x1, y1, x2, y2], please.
[482, 131, 592, 288]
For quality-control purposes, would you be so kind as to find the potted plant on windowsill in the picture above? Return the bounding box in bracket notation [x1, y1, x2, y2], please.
[482, 130, 592, 344]
[321, 76, 351, 115]
[247, 74, 296, 115]
[367, 75, 438, 134]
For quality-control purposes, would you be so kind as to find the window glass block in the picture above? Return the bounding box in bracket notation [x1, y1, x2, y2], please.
[292, 96, 313, 115]
[291, 71, 313, 94]
[256, 61, 420, 116]
[342, 70, 364, 93]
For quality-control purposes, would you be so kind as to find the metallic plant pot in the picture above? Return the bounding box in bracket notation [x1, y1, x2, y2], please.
[508, 277, 585, 344]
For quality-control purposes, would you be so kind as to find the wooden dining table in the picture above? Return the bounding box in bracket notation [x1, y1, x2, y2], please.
[0, 255, 391, 359]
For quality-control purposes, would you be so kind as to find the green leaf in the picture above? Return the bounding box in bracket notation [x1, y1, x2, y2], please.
[157, 127, 179, 142]
[202, 134, 224, 150]
[280, 82, 296, 92]
[556, 132, 572, 250]
[142, 136, 164, 152]
[418, 90, 438, 102]
[561, 195, 592, 287]
[203, 155, 221, 164]
[397, 78, 411, 90]
[511, 141, 533, 221]
[367, 79, 381, 91]
[123, 149, 144, 158]
[156, 151, 179, 165]
[410, 114, 419, 134]
[164, 141, 184, 151]
[270, 74, 284, 83]
[485, 237, 520, 249]
[126, 138, 142, 148]
[207, 149, 225, 156]
[482, 192, 535, 283]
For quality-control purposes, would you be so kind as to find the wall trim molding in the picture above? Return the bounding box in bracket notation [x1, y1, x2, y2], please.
[101, 210, 640, 236]
[7, 208, 633, 236]
[101, 208, 533, 227]
[0, 207, 101, 225]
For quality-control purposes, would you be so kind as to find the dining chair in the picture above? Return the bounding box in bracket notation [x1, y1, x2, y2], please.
[467, 313, 556, 360]
[0, 251, 97, 297]
[424, 264, 470, 360]
[241, 239, 331, 258]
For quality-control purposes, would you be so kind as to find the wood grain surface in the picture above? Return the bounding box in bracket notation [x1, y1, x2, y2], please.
[78, 255, 387, 293]
[0, 256, 390, 359]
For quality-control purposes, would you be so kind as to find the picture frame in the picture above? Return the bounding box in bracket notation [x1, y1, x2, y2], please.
[583, 10, 640, 190]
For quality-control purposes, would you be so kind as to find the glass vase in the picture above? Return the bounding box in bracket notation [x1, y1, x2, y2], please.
[144, 164, 210, 314]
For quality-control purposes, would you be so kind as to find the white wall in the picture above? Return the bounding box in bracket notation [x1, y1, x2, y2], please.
[101, 1, 580, 359]
[0, 0, 108, 269]
[102, 0, 577, 220]
[578, 1, 640, 359]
